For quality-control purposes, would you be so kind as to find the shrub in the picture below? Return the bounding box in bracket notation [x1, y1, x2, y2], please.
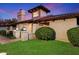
[0, 30, 16, 39]
[0, 30, 6, 36]
[6, 31, 16, 39]
[67, 27, 79, 47]
[35, 27, 56, 40]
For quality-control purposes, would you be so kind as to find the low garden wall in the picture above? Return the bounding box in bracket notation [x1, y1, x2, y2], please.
[13, 30, 36, 40]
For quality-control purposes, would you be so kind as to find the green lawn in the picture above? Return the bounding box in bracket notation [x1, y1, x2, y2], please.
[0, 40, 79, 55]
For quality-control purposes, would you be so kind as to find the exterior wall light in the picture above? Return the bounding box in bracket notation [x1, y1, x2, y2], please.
[16, 28, 19, 31]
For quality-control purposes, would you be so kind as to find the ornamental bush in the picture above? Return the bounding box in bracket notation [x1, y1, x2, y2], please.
[0, 30, 16, 39]
[67, 27, 79, 47]
[0, 30, 6, 36]
[35, 27, 56, 40]
[6, 31, 16, 39]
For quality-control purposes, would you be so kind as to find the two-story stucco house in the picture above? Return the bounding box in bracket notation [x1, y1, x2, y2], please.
[8, 5, 79, 42]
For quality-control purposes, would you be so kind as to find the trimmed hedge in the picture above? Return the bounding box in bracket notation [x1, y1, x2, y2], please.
[67, 27, 79, 47]
[35, 27, 56, 40]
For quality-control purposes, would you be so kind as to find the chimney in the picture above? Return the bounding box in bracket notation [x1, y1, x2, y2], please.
[17, 9, 26, 22]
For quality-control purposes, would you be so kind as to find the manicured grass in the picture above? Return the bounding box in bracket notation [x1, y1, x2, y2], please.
[0, 40, 79, 55]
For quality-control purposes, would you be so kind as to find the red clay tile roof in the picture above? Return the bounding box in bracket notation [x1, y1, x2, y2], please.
[6, 12, 79, 26]
[15, 12, 79, 24]
[33, 12, 79, 22]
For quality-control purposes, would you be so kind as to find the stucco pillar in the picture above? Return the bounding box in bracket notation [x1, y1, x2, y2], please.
[20, 31, 29, 41]
[13, 30, 20, 39]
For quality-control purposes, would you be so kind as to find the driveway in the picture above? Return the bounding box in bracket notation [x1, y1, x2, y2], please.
[0, 36, 18, 44]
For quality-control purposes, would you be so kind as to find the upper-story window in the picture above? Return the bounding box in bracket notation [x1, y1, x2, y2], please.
[33, 11, 39, 17]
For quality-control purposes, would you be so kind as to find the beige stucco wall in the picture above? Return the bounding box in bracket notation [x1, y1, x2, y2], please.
[33, 24, 38, 33]
[32, 23, 49, 33]
[40, 9, 47, 17]
[16, 18, 77, 42]
[32, 9, 47, 18]
[32, 18, 77, 42]
[16, 23, 32, 33]
[49, 18, 77, 42]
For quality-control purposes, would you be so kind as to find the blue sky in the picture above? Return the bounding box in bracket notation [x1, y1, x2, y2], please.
[0, 3, 79, 19]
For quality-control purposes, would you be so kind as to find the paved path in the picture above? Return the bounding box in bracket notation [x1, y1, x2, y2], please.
[0, 36, 18, 44]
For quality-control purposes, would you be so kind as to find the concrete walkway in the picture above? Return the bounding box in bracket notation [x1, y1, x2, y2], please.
[0, 36, 18, 44]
